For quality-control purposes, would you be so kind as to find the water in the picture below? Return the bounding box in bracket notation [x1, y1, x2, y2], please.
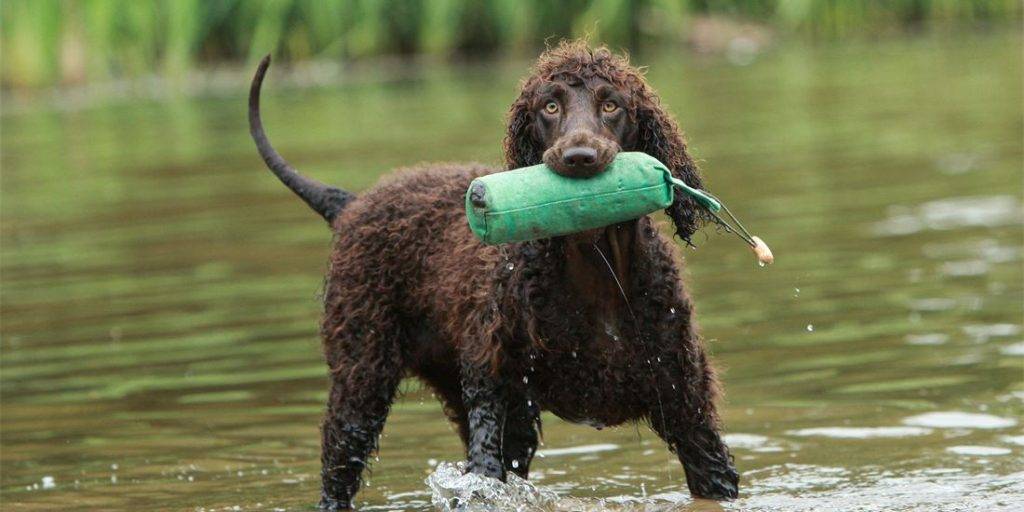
[2, 34, 1022, 511]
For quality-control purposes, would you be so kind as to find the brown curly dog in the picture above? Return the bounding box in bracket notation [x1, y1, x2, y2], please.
[249, 41, 738, 511]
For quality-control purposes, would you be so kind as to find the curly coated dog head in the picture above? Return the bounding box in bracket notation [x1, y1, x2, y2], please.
[503, 40, 712, 243]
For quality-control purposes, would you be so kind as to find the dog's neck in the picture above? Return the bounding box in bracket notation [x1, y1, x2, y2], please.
[562, 222, 636, 318]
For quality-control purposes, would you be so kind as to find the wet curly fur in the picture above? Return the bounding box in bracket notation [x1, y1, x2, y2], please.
[250, 41, 739, 511]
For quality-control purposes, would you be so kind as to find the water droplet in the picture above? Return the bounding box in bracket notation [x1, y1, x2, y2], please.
[758, 261, 766, 267]
[527, 400, 532, 407]
[506, 263, 514, 271]
[669, 307, 676, 315]
[571, 351, 577, 358]
[806, 324, 814, 332]
[522, 376, 529, 384]
[511, 459, 520, 469]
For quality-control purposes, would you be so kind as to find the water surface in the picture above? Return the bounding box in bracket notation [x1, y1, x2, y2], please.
[2, 34, 1022, 511]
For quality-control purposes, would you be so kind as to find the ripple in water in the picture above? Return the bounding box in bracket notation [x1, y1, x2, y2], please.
[786, 426, 933, 439]
[1001, 436, 1024, 446]
[722, 433, 772, 449]
[536, 443, 619, 458]
[947, 446, 1013, 456]
[741, 466, 1024, 512]
[904, 333, 949, 346]
[963, 323, 1021, 343]
[1001, 342, 1024, 356]
[873, 195, 1022, 236]
[902, 411, 1017, 429]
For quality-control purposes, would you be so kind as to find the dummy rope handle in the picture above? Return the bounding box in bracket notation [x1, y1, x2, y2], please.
[667, 174, 774, 266]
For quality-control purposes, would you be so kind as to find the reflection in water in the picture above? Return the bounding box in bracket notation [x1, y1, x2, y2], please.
[902, 411, 1018, 429]
[945, 446, 1012, 456]
[2, 34, 1022, 510]
[873, 195, 1022, 236]
[786, 426, 933, 439]
[537, 444, 621, 457]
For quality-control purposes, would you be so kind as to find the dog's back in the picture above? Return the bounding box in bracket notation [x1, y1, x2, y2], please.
[322, 163, 503, 363]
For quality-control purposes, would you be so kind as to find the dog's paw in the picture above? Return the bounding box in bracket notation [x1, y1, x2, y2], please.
[319, 496, 353, 511]
[685, 462, 739, 501]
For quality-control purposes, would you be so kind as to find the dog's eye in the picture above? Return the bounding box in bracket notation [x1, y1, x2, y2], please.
[602, 101, 618, 113]
[544, 101, 559, 114]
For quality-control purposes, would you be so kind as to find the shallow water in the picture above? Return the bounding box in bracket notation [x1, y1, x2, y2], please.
[2, 34, 1022, 511]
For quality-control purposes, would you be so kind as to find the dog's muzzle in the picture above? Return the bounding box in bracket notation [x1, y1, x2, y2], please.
[543, 130, 620, 178]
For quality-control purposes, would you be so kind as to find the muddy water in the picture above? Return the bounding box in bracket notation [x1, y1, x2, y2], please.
[2, 34, 1022, 511]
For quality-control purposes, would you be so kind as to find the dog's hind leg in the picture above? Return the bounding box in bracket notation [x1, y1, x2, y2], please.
[318, 321, 404, 511]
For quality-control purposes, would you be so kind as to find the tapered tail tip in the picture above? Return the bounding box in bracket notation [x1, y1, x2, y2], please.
[751, 236, 774, 266]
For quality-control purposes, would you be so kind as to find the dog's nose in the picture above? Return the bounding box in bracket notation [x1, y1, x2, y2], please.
[562, 147, 598, 169]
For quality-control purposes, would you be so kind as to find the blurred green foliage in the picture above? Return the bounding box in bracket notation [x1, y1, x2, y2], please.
[1, 0, 1020, 87]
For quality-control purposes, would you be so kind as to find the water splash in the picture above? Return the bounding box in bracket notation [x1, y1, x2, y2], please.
[426, 462, 557, 512]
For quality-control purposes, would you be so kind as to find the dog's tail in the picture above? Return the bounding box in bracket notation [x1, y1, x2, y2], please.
[249, 54, 353, 224]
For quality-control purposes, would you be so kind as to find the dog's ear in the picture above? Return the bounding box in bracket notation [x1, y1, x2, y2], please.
[635, 101, 710, 244]
[503, 89, 543, 170]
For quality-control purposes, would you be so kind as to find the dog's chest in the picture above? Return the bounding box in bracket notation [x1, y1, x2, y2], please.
[525, 319, 652, 426]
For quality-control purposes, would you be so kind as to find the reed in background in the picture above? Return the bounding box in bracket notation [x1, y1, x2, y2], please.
[2, 0, 1019, 88]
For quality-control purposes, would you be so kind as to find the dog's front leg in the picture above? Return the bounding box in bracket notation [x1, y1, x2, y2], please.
[461, 358, 507, 480]
[655, 409, 739, 500]
[646, 321, 739, 500]
[460, 358, 538, 482]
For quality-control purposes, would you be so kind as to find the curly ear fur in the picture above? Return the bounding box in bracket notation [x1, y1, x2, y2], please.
[635, 102, 712, 244]
[503, 87, 544, 170]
